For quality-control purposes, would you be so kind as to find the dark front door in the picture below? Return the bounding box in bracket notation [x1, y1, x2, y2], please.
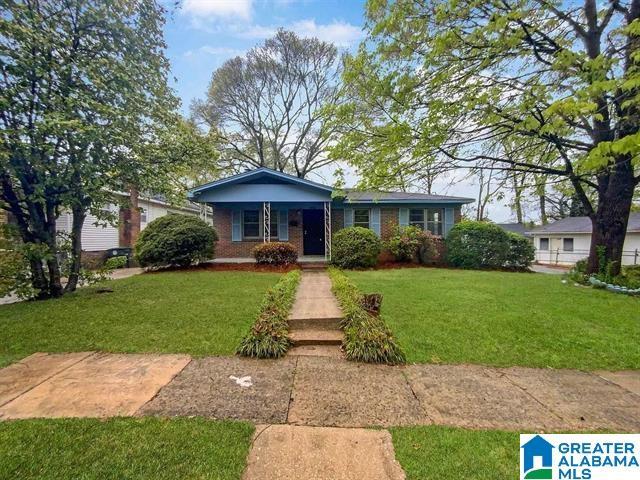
[303, 209, 325, 256]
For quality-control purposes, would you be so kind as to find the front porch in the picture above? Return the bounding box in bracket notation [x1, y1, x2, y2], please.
[210, 255, 328, 264]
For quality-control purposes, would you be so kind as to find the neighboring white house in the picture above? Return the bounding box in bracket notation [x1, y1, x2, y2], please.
[56, 193, 210, 252]
[527, 213, 640, 266]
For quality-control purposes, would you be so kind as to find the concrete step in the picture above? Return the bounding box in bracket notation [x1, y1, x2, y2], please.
[289, 317, 342, 331]
[300, 263, 327, 271]
[287, 345, 343, 358]
[289, 329, 343, 346]
[289, 298, 343, 320]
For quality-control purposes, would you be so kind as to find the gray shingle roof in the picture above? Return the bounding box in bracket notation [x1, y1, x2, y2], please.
[527, 213, 640, 235]
[497, 223, 529, 236]
[342, 190, 474, 204]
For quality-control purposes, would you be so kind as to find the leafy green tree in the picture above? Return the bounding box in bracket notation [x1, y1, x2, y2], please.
[333, 0, 640, 275]
[0, 0, 181, 298]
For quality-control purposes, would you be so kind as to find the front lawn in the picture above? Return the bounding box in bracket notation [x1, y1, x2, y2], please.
[0, 270, 280, 368]
[347, 268, 640, 370]
[391, 426, 517, 480]
[0, 417, 254, 480]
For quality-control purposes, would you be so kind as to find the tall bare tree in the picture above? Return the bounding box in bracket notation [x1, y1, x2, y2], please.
[192, 30, 341, 178]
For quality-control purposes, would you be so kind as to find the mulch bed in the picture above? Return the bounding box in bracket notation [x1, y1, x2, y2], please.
[145, 263, 300, 274]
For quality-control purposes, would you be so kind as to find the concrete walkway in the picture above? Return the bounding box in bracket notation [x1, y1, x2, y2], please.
[2, 352, 637, 432]
[243, 425, 405, 480]
[0, 267, 143, 305]
[287, 270, 344, 357]
[530, 264, 570, 274]
[1, 352, 638, 480]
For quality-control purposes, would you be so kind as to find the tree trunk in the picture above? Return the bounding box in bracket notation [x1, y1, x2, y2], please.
[539, 194, 547, 224]
[64, 206, 86, 293]
[119, 186, 140, 248]
[587, 159, 636, 276]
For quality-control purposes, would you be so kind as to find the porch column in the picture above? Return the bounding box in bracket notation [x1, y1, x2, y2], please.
[324, 201, 331, 261]
[263, 201, 271, 243]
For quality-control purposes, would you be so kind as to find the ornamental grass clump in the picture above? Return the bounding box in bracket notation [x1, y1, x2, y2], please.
[328, 267, 405, 365]
[237, 270, 300, 358]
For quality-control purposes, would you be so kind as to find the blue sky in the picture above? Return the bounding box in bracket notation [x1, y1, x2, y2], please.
[163, 0, 515, 222]
[165, 0, 366, 114]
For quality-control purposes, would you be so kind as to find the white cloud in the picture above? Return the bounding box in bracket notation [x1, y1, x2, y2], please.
[291, 19, 363, 46]
[184, 45, 245, 57]
[241, 19, 363, 47]
[182, 0, 253, 20]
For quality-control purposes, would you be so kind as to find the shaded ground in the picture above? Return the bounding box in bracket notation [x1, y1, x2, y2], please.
[244, 425, 405, 480]
[347, 268, 640, 370]
[0, 270, 279, 368]
[0, 417, 254, 480]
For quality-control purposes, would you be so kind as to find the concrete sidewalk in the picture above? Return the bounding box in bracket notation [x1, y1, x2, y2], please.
[1, 353, 638, 431]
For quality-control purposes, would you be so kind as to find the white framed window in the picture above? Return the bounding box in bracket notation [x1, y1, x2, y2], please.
[563, 238, 574, 252]
[409, 209, 425, 230]
[539, 237, 549, 251]
[354, 209, 370, 229]
[139, 207, 147, 224]
[243, 209, 278, 239]
[426, 208, 444, 236]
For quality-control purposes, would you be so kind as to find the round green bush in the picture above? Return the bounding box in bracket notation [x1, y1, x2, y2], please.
[135, 214, 217, 268]
[331, 227, 381, 268]
[505, 232, 535, 269]
[253, 242, 298, 265]
[445, 221, 510, 269]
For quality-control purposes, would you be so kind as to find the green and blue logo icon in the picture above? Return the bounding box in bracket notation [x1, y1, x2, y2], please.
[521, 435, 554, 479]
[520, 434, 640, 480]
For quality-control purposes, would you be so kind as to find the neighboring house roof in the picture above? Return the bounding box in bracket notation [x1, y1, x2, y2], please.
[497, 223, 529, 236]
[111, 190, 201, 213]
[527, 213, 640, 235]
[188, 167, 474, 205]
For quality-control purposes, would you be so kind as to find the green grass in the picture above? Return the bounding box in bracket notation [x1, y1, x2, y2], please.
[0, 417, 254, 480]
[347, 268, 640, 370]
[390, 426, 517, 480]
[0, 270, 280, 367]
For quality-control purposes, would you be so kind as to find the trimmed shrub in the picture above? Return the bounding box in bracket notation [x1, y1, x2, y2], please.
[328, 267, 405, 365]
[253, 242, 298, 265]
[505, 232, 535, 269]
[135, 214, 217, 268]
[384, 225, 423, 262]
[237, 270, 301, 358]
[418, 232, 442, 265]
[446, 221, 510, 269]
[566, 258, 589, 284]
[331, 227, 381, 268]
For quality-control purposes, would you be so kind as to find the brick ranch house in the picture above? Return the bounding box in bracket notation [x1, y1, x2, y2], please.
[188, 168, 473, 260]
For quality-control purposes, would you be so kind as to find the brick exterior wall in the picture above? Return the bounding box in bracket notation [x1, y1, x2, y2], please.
[214, 207, 306, 258]
[380, 207, 399, 241]
[212, 205, 461, 259]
